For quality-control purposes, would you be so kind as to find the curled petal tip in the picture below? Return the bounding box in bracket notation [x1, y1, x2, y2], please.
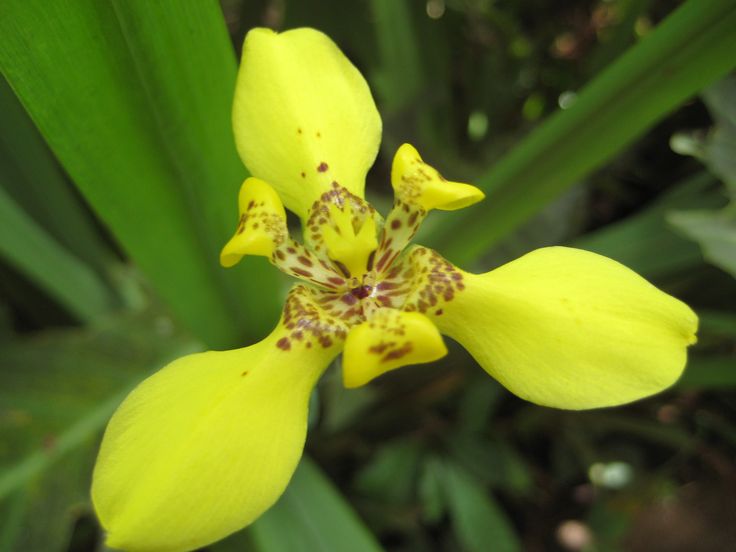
[391, 143, 485, 211]
[220, 177, 287, 267]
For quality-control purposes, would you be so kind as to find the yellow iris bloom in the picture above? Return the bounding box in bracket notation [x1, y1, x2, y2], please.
[91, 27, 698, 552]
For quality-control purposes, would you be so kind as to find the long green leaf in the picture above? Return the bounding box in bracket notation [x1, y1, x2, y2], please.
[0, 314, 199, 503]
[0, 186, 113, 322]
[573, 172, 724, 280]
[437, 459, 520, 552]
[427, 0, 736, 266]
[676, 356, 736, 390]
[0, 0, 281, 348]
[246, 457, 383, 552]
[0, 312, 199, 550]
[0, 76, 117, 279]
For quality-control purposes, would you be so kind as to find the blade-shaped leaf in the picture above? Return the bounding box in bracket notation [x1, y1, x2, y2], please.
[0, 310, 200, 550]
[0, 186, 114, 322]
[245, 457, 383, 552]
[427, 0, 736, 266]
[0, 76, 117, 279]
[573, 172, 724, 280]
[0, 0, 281, 347]
[436, 459, 520, 552]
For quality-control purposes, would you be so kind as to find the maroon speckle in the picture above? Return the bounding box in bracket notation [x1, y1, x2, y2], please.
[317, 162, 329, 172]
[351, 285, 372, 300]
[333, 260, 351, 278]
[382, 343, 412, 362]
[341, 293, 358, 306]
[435, 309, 443, 316]
[408, 211, 419, 226]
[366, 250, 376, 271]
[292, 267, 314, 278]
[297, 255, 313, 267]
[391, 219, 401, 230]
[276, 337, 291, 350]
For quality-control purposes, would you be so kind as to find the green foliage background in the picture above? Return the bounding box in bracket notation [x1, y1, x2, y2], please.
[1, 0, 735, 550]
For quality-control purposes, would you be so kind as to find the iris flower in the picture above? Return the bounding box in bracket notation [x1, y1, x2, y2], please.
[91, 28, 697, 552]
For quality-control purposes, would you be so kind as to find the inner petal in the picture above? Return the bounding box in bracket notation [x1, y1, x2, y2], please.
[342, 308, 447, 388]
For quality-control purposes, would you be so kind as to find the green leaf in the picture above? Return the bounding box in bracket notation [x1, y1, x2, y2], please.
[573, 172, 724, 280]
[0, 446, 93, 552]
[668, 207, 736, 278]
[0, 0, 281, 347]
[0, 186, 114, 322]
[0, 76, 117, 279]
[246, 457, 383, 552]
[427, 0, 736, 266]
[0, 310, 199, 550]
[437, 460, 520, 552]
[676, 356, 736, 390]
[370, 0, 423, 115]
[354, 441, 422, 505]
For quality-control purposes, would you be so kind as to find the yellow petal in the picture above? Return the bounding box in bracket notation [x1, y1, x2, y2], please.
[92, 288, 345, 551]
[233, 28, 382, 220]
[220, 177, 287, 267]
[430, 247, 698, 409]
[343, 309, 447, 388]
[391, 143, 485, 211]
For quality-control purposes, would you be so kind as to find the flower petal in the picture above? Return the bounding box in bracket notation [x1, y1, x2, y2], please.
[233, 28, 382, 220]
[220, 177, 287, 267]
[429, 247, 698, 409]
[343, 308, 447, 388]
[92, 289, 345, 551]
[391, 143, 485, 211]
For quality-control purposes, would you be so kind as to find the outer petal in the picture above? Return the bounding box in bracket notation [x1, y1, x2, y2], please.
[92, 310, 342, 551]
[233, 28, 382, 220]
[430, 247, 698, 409]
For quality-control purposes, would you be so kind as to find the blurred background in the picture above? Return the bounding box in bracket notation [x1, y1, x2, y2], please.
[1, 0, 735, 550]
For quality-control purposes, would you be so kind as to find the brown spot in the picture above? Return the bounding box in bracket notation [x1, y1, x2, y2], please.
[333, 260, 351, 278]
[297, 255, 313, 267]
[292, 267, 313, 278]
[297, 128, 302, 134]
[301, 171, 306, 178]
[369, 341, 394, 355]
[341, 293, 358, 306]
[366, 250, 376, 271]
[376, 281, 399, 291]
[276, 337, 291, 350]
[391, 219, 402, 230]
[408, 211, 419, 226]
[317, 162, 329, 172]
[328, 276, 345, 286]
[241, 370, 249, 377]
[351, 285, 372, 300]
[383, 343, 412, 362]
[316, 131, 322, 138]
[435, 309, 443, 316]
[375, 249, 393, 272]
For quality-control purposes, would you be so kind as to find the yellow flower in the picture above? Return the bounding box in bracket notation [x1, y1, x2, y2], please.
[91, 28, 697, 552]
